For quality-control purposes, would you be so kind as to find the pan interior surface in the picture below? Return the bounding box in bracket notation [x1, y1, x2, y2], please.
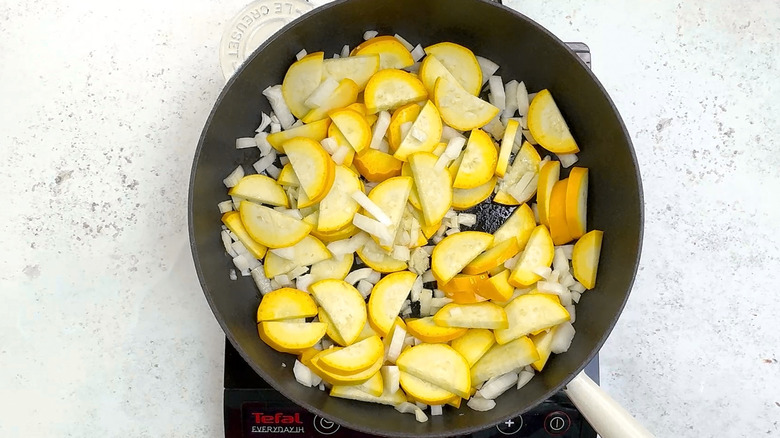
[189, 0, 642, 436]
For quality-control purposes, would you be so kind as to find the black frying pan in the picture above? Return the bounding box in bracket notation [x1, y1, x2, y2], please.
[188, 0, 644, 436]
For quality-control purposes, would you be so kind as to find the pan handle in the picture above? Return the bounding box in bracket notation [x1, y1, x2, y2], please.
[564, 371, 655, 438]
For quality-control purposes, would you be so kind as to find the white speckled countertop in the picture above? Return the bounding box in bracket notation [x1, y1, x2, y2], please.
[1, 0, 778, 436]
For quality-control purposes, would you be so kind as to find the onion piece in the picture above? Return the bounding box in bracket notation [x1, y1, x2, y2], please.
[419, 289, 433, 316]
[433, 288, 444, 298]
[351, 192, 392, 226]
[304, 77, 340, 109]
[229, 269, 237, 281]
[434, 136, 466, 171]
[369, 111, 392, 150]
[557, 153, 579, 168]
[502, 80, 519, 123]
[441, 125, 465, 141]
[458, 213, 477, 227]
[356, 279, 374, 298]
[551, 322, 576, 354]
[295, 49, 308, 61]
[522, 128, 538, 145]
[430, 297, 453, 308]
[411, 275, 424, 297]
[556, 244, 574, 260]
[393, 34, 414, 51]
[553, 248, 569, 274]
[430, 405, 443, 416]
[221, 230, 237, 256]
[570, 281, 586, 294]
[340, 44, 350, 58]
[488, 76, 506, 110]
[571, 291, 581, 303]
[506, 173, 538, 204]
[218, 200, 234, 214]
[265, 164, 281, 179]
[408, 247, 430, 275]
[560, 273, 577, 288]
[231, 240, 249, 256]
[476, 56, 499, 86]
[363, 30, 378, 40]
[411, 44, 425, 62]
[236, 137, 256, 149]
[289, 266, 309, 279]
[255, 112, 272, 133]
[516, 81, 530, 117]
[270, 122, 281, 133]
[251, 266, 273, 294]
[381, 365, 401, 393]
[479, 372, 518, 400]
[331, 145, 351, 165]
[293, 360, 314, 387]
[253, 150, 277, 174]
[223, 166, 244, 188]
[327, 233, 369, 258]
[274, 274, 292, 287]
[387, 325, 406, 363]
[344, 267, 374, 285]
[254, 132, 273, 156]
[531, 266, 552, 279]
[516, 368, 535, 389]
[565, 304, 576, 324]
[296, 274, 314, 292]
[421, 269, 435, 283]
[378, 139, 390, 153]
[262, 85, 295, 130]
[353, 213, 393, 243]
[467, 396, 496, 412]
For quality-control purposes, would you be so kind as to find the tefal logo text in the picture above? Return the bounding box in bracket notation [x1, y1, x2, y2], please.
[252, 412, 303, 424]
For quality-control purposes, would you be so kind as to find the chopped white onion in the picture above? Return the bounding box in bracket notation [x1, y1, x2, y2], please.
[522, 129, 538, 145]
[421, 269, 435, 283]
[265, 164, 281, 179]
[516, 81, 530, 117]
[559, 272, 576, 288]
[570, 281, 586, 294]
[516, 369, 535, 389]
[221, 230, 238, 256]
[327, 233, 369, 258]
[565, 304, 576, 324]
[229, 269, 237, 280]
[422, 245, 435, 255]
[356, 279, 373, 298]
[295, 48, 308, 60]
[296, 274, 314, 292]
[223, 166, 244, 188]
[411, 44, 425, 62]
[434, 136, 467, 170]
[293, 360, 314, 387]
[251, 267, 273, 294]
[274, 207, 303, 220]
[218, 200, 234, 214]
[411, 275, 424, 296]
[381, 365, 401, 393]
[506, 172, 538, 204]
[430, 405, 443, 416]
[289, 266, 309, 279]
[262, 85, 295, 130]
[255, 112, 272, 133]
[551, 322, 576, 354]
[254, 132, 273, 156]
[441, 125, 465, 141]
[253, 150, 277, 174]
[557, 153, 579, 168]
[479, 372, 518, 400]
[231, 240, 249, 256]
[504, 253, 521, 270]
[457, 213, 477, 227]
[363, 30, 379, 40]
[530, 202, 540, 224]
[344, 267, 375, 285]
[571, 291, 581, 303]
[556, 244, 574, 260]
[399, 121, 413, 141]
[274, 274, 293, 287]
[387, 325, 406, 363]
[419, 289, 433, 316]
[502, 80, 519, 123]
[270, 122, 282, 133]
[319, 137, 338, 155]
[340, 44, 350, 58]
[410, 285, 421, 303]
[304, 77, 340, 109]
[353, 213, 393, 243]
[430, 297, 453, 308]
[488, 76, 506, 110]
[351, 192, 392, 226]
[476, 56, 499, 86]
[445, 227, 461, 236]
[415, 401, 427, 410]
[404, 61, 421, 73]
[369, 111, 392, 150]
[433, 288, 444, 298]
[553, 248, 569, 274]
[331, 145, 351, 165]
[236, 137, 256, 149]
[530, 266, 551, 279]
[232, 254, 252, 275]
[467, 396, 496, 412]
[366, 270, 381, 284]
[393, 34, 414, 51]
[377, 138, 390, 153]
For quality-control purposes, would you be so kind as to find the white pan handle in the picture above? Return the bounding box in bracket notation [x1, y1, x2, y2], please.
[564, 371, 655, 438]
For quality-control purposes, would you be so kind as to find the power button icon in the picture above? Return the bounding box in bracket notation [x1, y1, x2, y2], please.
[544, 411, 571, 435]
